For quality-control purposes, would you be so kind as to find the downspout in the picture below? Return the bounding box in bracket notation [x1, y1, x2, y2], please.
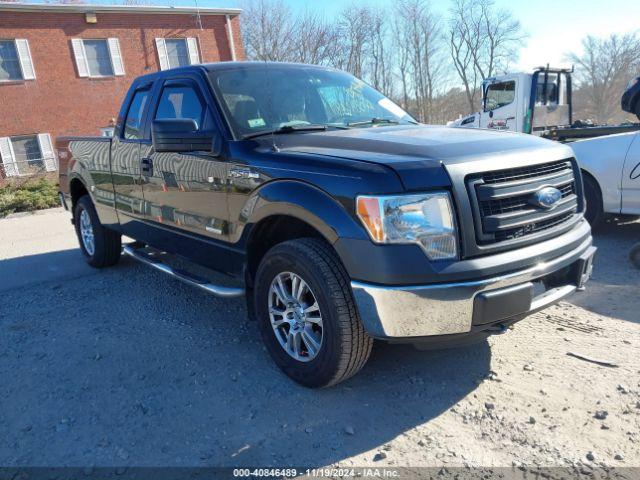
[225, 14, 237, 61]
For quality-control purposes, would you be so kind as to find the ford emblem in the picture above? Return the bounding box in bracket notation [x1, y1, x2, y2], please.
[531, 186, 562, 209]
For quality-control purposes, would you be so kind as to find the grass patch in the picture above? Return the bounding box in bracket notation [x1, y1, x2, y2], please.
[0, 178, 60, 218]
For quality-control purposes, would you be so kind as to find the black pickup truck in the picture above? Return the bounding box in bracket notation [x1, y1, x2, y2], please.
[58, 62, 596, 387]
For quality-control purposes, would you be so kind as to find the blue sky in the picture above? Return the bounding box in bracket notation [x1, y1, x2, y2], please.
[31, 0, 640, 71]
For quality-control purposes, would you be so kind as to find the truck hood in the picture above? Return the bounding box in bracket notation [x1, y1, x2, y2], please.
[270, 124, 570, 190]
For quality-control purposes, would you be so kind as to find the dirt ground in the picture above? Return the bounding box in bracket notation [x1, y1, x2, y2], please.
[0, 208, 638, 474]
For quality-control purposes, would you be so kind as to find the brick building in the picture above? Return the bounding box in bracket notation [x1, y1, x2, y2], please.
[0, 2, 243, 181]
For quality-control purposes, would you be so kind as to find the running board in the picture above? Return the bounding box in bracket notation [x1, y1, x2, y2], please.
[123, 245, 245, 298]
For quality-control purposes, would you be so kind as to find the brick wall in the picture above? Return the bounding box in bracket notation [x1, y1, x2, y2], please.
[0, 10, 244, 151]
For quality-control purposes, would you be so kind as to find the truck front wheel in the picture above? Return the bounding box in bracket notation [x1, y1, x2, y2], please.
[583, 174, 604, 228]
[74, 195, 122, 268]
[253, 238, 373, 388]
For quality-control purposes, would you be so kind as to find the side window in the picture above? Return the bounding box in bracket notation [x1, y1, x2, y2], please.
[484, 81, 516, 112]
[155, 85, 207, 129]
[123, 89, 150, 140]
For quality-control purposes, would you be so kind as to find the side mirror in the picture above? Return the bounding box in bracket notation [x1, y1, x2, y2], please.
[152, 119, 214, 153]
[621, 76, 640, 120]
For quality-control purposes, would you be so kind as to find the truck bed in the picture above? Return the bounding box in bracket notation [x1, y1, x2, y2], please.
[541, 124, 640, 142]
[57, 136, 112, 195]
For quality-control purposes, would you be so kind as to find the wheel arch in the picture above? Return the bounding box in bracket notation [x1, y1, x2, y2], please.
[69, 177, 89, 219]
[244, 215, 329, 287]
[580, 168, 604, 208]
[237, 180, 368, 285]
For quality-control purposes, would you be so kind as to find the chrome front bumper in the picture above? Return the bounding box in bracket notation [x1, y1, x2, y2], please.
[351, 237, 596, 339]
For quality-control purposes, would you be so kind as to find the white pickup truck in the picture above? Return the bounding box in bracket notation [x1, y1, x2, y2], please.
[570, 77, 640, 226]
[571, 131, 640, 226]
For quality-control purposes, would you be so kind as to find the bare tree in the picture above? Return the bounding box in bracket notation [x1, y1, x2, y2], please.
[363, 8, 393, 98]
[291, 10, 341, 66]
[239, 0, 297, 62]
[448, 0, 525, 111]
[392, 9, 411, 111]
[392, 0, 447, 122]
[337, 4, 374, 79]
[567, 33, 640, 123]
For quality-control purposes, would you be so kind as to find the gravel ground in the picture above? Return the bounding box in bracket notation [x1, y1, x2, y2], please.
[0, 208, 638, 471]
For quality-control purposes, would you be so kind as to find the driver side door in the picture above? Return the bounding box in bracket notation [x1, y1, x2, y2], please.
[139, 75, 232, 268]
[481, 80, 518, 132]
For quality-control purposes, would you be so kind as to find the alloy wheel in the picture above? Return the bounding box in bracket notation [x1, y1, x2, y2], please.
[268, 271, 323, 362]
[79, 209, 95, 256]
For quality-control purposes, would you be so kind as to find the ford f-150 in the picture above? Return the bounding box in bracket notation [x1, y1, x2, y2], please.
[58, 62, 596, 387]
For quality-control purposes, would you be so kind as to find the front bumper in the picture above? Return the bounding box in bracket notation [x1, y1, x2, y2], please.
[351, 235, 596, 340]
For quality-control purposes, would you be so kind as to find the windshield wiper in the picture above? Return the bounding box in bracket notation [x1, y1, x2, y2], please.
[243, 124, 329, 140]
[347, 118, 401, 127]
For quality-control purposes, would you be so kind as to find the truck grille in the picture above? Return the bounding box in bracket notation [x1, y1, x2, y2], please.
[467, 159, 580, 246]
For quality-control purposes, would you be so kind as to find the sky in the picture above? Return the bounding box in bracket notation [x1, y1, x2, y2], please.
[23, 0, 640, 72]
[189, 0, 640, 71]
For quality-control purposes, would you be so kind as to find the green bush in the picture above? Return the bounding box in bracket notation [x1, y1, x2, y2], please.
[0, 178, 60, 218]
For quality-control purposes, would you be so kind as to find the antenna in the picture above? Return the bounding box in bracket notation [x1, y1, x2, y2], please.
[193, 0, 203, 30]
[265, 61, 279, 152]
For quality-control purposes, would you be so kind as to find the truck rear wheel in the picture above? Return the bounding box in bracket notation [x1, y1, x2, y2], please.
[74, 195, 122, 268]
[253, 238, 373, 388]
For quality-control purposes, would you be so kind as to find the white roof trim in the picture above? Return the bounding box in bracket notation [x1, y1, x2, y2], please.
[0, 3, 241, 16]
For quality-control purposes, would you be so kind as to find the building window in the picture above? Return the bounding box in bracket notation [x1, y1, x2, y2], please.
[0, 134, 56, 178]
[166, 39, 189, 69]
[155, 38, 200, 71]
[84, 40, 114, 76]
[71, 38, 125, 78]
[0, 39, 36, 82]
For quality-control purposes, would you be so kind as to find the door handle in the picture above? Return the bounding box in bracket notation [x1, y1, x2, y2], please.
[141, 157, 153, 175]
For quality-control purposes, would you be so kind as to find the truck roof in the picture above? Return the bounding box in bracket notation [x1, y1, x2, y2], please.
[132, 61, 339, 84]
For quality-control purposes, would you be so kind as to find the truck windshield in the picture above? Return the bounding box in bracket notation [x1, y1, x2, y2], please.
[207, 65, 416, 139]
[484, 81, 516, 111]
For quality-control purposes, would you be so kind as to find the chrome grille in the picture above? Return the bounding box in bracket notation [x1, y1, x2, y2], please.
[467, 159, 580, 245]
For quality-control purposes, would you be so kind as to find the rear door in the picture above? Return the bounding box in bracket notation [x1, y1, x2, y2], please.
[111, 84, 152, 232]
[139, 74, 231, 262]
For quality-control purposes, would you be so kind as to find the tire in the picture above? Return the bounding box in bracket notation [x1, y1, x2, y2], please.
[74, 195, 122, 268]
[631, 243, 640, 270]
[583, 174, 604, 228]
[253, 238, 373, 388]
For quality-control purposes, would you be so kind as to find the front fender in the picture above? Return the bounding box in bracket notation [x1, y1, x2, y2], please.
[570, 133, 635, 213]
[232, 180, 368, 246]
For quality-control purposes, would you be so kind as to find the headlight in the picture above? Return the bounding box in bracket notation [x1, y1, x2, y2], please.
[356, 192, 458, 260]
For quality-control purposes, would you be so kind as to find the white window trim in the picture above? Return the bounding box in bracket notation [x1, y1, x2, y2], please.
[0, 136, 18, 177]
[71, 38, 125, 78]
[0, 39, 36, 83]
[154, 37, 199, 71]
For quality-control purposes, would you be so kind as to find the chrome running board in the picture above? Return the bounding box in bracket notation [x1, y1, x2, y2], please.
[123, 244, 245, 298]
